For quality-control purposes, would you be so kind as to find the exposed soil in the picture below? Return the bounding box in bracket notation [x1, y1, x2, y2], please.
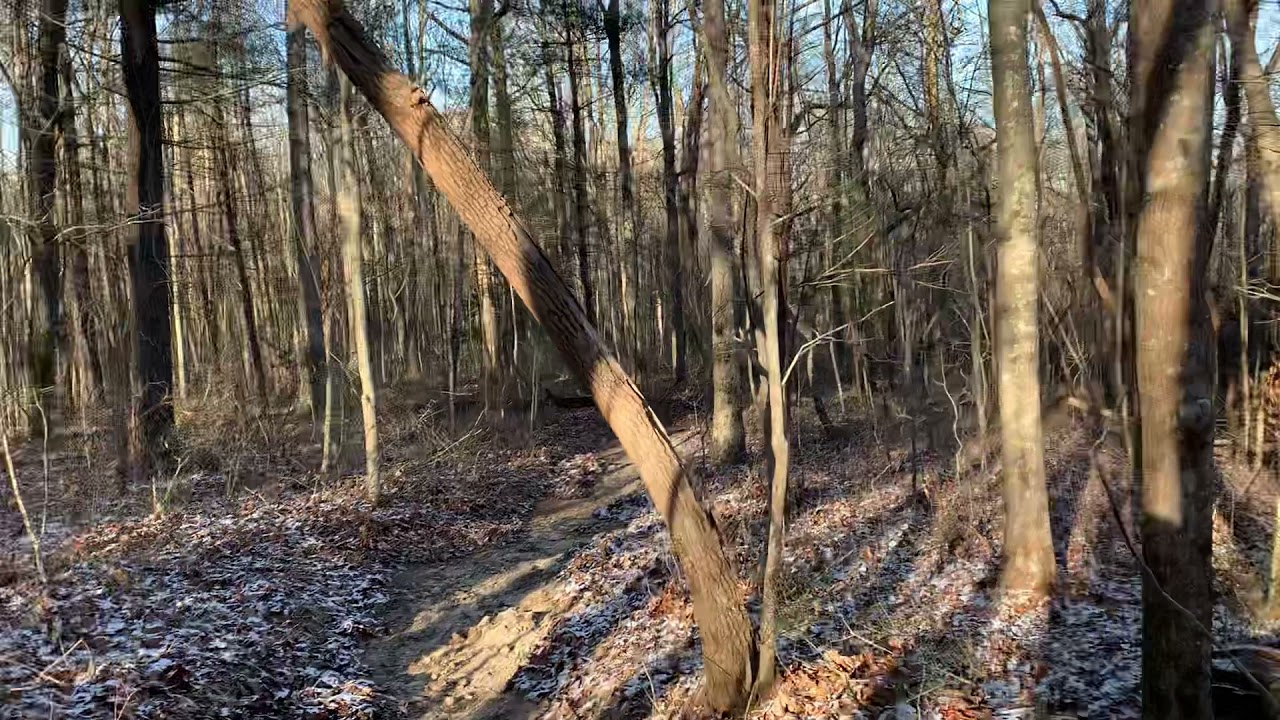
[367, 429, 698, 719]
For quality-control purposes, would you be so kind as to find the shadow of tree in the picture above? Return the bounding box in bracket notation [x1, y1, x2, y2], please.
[365, 427, 673, 717]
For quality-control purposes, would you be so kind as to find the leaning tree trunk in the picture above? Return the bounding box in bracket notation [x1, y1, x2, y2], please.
[287, 0, 757, 709]
[120, 0, 174, 482]
[988, 0, 1054, 596]
[702, 0, 746, 463]
[1130, 0, 1217, 716]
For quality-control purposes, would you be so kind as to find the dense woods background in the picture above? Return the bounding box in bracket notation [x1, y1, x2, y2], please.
[5, 0, 1280, 716]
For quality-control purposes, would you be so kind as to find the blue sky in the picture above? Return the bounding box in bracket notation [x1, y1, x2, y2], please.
[1, 0, 1278, 168]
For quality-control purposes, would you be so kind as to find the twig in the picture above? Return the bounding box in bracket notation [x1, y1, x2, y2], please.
[3, 433, 46, 583]
[782, 323, 851, 385]
[838, 617, 975, 688]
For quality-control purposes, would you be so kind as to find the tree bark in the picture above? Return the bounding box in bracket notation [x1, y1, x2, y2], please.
[29, 0, 69, 429]
[702, 0, 746, 463]
[338, 78, 382, 504]
[988, 0, 1055, 596]
[1130, 0, 1217, 715]
[749, 0, 791, 693]
[565, 22, 595, 325]
[651, 0, 686, 382]
[287, 1, 757, 708]
[287, 27, 327, 416]
[470, 0, 501, 412]
[605, 0, 642, 363]
[121, 0, 174, 481]
[60, 21, 103, 406]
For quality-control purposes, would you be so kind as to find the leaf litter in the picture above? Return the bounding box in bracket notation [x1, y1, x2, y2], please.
[6, 404, 1280, 720]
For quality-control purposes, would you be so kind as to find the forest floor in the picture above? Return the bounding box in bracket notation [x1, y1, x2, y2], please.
[4, 389, 1280, 719]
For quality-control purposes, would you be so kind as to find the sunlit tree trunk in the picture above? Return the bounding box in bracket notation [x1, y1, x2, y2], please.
[1130, 0, 1216, 715]
[702, 0, 746, 463]
[338, 78, 382, 504]
[988, 0, 1054, 596]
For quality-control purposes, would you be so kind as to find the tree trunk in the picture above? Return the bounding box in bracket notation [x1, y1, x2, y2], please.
[651, 0, 686, 382]
[1228, 0, 1280, 266]
[988, 0, 1054, 596]
[679, 49, 705, 364]
[491, 20, 515, 198]
[546, 66, 572, 276]
[287, 1, 757, 708]
[29, 0, 69, 430]
[702, 0, 746, 464]
[287, 27, 327, 416]
[1130, 0, 1217, 715]
[565, 25, 595, 325]
[749, 0, 791, 693]
[470, 0, 501, 412]
[60, 27, 103, 406]
[841, 0, 878, 390]
[338, 78, 382, 504]
[821, 0, 848, 356]
[605, 0, 641, 364]
[121, 0, 174, 482]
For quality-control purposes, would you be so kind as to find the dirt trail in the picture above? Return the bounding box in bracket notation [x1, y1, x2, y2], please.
[367, 429, 697, 719]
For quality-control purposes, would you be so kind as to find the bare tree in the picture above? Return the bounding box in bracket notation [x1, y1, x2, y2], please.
[287, 26, 328, 416]
[1130, 0, 1217, 715]
[701, 0, 746, 463]
[28, 0, 68, 430]
[749, 0, 792, 692]
[651, 0, 686, 381]
[338, 78, 382, 504]
[120, 0, 174, 481]
[988, 0, 1054, 596]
